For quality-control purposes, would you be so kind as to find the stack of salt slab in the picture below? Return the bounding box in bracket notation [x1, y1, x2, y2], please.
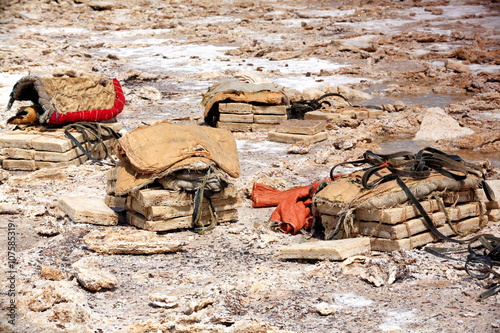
[313, 170, 499, 251]
[0, 123, 121, 171]
[304, 105, 384, 123]
[267, 119, 328, 144]
[216, 102, 287, 132]
[105, 168, 241, 232]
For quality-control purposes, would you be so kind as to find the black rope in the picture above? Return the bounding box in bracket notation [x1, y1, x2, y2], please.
[329, 147, 500, 298]
[63, 121, 121, 166]
[288, 93, 351, 119]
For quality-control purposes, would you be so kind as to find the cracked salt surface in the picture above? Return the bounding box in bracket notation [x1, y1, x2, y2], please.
[334, 292, 374, 307]
[379, 308, 418, 332]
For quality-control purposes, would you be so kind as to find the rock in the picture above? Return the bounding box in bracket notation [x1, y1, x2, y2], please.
[0, 203, 19, 214]
[35, 222, 61, 237]
[445, 59, 469, 73]
[40, 265, 65, 281]
[189, 298, 214, 312]
[83, 229, 187, 254]
[149, 294, 179, 309]
[315, 302, 336, 316]
[0, 169, 10, 182]
[137, 86, 162, 100]
[72, 258, 118, 292]
[302, 88, 325, 100]
[327, 85, 372, 105]
[414, 107, 474, 141]
[88, 1, 114, 10]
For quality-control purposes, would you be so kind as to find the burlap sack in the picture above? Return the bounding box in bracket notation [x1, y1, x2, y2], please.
[313, 169, 483, 215]
[201, 78, 289, 126]
[6, 75, 125, 124]
[115, 122, 240, 195]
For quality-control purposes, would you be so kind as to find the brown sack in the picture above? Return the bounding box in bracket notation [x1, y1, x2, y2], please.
[201, 79, 289, 126]
[115, 122, 240, 195]
[314, 169, 483, 215]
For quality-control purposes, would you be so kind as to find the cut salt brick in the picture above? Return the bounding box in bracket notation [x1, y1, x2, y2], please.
[58, 196, 118, 225]
[217, 122, 253, 132]
[127, 208, 238, 232]
[304, 110, 341, 121]
[252, 104, 287, 115]
[253, 114, 287, 124]
[267, 131, 327, 144]
[219, 102, 253, 114]
[279, 238, 371, 261]
[251, 123, 279, 132]
[219, 113, 254, 123]
[0, 133, 41, 149]
[276, 119, 327, 135]
[369, 216, 486, 251]
[2, 159, 37, 171]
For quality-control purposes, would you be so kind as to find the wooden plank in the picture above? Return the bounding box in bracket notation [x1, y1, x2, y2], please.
[58, 196, 119, 225]
[276, 119, 327, 135]
[279, 238, 371, 261]
[369, 216, 486, 251]
[253, 114, 287, 124]
[219, 102, 253, 114]
[219, 113, 254, 123]
[127, 209, 239, 232]
[252, 105, 287, 115]
[267, 131, 327, 144]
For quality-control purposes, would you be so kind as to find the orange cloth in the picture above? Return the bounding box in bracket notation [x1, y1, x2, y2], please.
[251, 180, 328, 234]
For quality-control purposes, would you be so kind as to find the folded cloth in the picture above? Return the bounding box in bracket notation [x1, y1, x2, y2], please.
[251, 179, 328, 234]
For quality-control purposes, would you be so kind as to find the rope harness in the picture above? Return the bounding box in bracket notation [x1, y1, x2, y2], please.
[287, 93, 351, 119]
[329, 147, 499, 299]
[63, 122, 122, 166]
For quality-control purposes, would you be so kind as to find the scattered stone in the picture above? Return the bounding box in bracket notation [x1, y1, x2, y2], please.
[40, 265, 65, 281]
[315, 302, 336, 316]
[72, 258, 118, 292]
[35, 222, 61, 237]
[83, 229, 187, 254]
[136, 86, 162, 100]
[189, 298, 214, 312]
[414, 107, 474, 141]
[0, 203, 19, 214]
[88, 1, 114, 11]
[445, 59, 469, 73]
[58, 196, 119, 225]
[149, 294, 179, 309]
